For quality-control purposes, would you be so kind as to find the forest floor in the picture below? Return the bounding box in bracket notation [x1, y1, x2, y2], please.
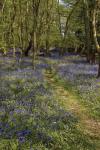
[0, 54, 100, 150]
[45, 69, 100, 139]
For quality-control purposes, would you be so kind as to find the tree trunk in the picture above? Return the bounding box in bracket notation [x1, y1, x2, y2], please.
[83, 0, 91, 63]
[90, 0, 100, 76]
[97, 54, 100, 77]
[24, 40, 32, 56]
[32, 31, 37, 69]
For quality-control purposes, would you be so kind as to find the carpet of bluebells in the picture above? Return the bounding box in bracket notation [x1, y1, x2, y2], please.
[48, 53, 100, 119]
[0, 55, 99, 149]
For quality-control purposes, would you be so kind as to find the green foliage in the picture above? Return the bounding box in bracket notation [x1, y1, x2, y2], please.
[0, 0, 93, 54]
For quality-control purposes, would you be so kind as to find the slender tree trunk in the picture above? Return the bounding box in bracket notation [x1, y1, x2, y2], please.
[31, 0, 41, 68]
[97, 54, 100, 77]
[83, 0, 91, 62]
[60, 0, 81, 55]
[32, 31, 37, 69]
[90, 0, 100, 76]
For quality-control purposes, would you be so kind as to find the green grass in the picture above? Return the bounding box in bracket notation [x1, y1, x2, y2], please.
[44, 68, 100, 150]
[0, 59, 99, 149]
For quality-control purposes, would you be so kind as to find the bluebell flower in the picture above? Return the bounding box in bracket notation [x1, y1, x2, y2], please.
[17, 129, 31, 137]
[0, 127, 4, 135]
[18, 136, 25, 143]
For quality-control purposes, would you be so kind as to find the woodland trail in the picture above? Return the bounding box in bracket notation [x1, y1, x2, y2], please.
[45, 68, 100, 150]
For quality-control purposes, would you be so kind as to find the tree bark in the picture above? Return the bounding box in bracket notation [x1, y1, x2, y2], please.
[83, 0, 91, 62]
[24, 40, 32, 56]
[90, 0, 100, 76]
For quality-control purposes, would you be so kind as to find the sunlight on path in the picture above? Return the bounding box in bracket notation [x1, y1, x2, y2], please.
[45, 69, 100, 149]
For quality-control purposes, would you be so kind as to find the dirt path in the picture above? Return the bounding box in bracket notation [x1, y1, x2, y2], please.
[45, 69, 100, 149]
